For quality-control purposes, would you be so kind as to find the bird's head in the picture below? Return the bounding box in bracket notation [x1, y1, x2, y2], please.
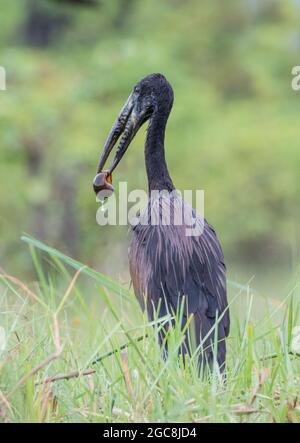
[93, 73, 173, 195]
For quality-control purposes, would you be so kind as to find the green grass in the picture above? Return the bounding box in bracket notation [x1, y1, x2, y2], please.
[0, 236, 299, 423]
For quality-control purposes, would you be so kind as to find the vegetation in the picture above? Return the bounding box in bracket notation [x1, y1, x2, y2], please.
[0, 237, 299, 423]
[1, 0, 300, 274]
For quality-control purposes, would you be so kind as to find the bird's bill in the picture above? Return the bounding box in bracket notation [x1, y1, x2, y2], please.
[95, 93, 147, 176]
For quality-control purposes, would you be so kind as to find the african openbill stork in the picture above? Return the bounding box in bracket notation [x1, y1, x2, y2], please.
[93, 73, 230, 371]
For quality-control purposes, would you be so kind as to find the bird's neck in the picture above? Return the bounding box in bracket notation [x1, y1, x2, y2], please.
[145, 108, 174, 193]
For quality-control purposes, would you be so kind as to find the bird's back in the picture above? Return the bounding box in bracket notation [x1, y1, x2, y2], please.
[128, 191, 230, 370]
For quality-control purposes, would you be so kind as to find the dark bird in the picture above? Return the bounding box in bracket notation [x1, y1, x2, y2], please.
[93, 73, 230, 371]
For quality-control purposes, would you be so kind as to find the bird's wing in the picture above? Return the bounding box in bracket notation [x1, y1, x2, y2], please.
[129, 218, 229, 337]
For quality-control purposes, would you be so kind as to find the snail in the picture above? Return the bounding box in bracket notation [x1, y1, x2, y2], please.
[93, 171, 114, 200]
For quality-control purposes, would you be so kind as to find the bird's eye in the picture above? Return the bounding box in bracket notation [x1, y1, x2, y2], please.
[134, 86, 141, 94]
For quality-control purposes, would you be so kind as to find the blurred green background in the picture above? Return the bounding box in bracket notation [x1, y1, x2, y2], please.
[1, 0, 300, 296]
